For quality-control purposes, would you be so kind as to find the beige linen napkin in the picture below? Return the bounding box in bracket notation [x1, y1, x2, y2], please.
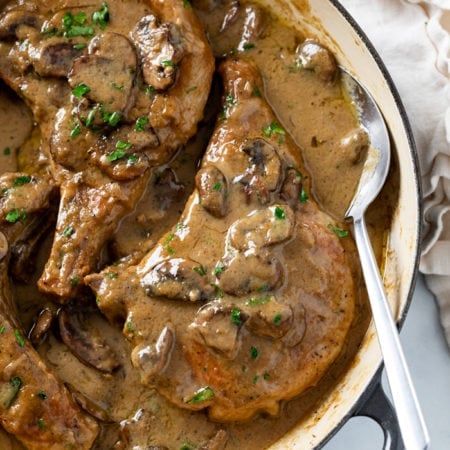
[339, 0, 450, 346]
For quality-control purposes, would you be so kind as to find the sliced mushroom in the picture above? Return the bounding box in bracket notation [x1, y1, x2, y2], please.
[219, 1, 240, 32]
[33, 39, 85, 77]
[88, 125, 158, 181]
[241, 138, 282, 193]
[280, 168, 303, 207]
[238, 5, 266, 51]
[338, 127, 370, 164]
[191, 303, 245, 359]
[218, 253, 282, 296]
[228, 204, 295, 251]
[131, 15, 185, 90]
[295, 39, 338, 83]
[67, 382, 112, 423]
[196, 165, 228, 218]
[245, 301, 293, 339]
[58, 309, 120, 373]
[0, 232, 7, 261]
[0, 10, 41, 39]
[141, 257, 214, 302]
[69, 32, 137, 114]
[29, 307, 54, 346]
[200, 429, 229, 450]
[131, 325, 175, 384]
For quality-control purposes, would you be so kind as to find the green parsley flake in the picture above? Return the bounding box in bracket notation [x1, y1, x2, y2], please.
[193, 266, 206, 276]
[246, 295, 272, 307]
[108, 149, 126, 162]
[13, 176, 31, 187]
[213, 182, 222, 191]
[70, 122, 82, 140]
[73, 43, 87, 50]
[300, 189, 308, 203]
[5, 209, 27, 223]
[185, 386, 215, 404]
[274, 206, 286, 220]
[213, 265, 225, 276]
[262, 121, 286, 138]
[243, 42, 255, 50]
[0, 325, 5, 334]
[38, 418, 45, 430]
[92, 2, 110, 30]
[250, 346, 259, 359]
[161, 59, 177, 69]
[135, 116, 149, 132]
[273, 314, 282, 324]
[231, 308, 242, 325]
[37, 391, 47, 400]
[183, 0, 192, 8]
[3, 147, 11, 155]
[253, 85, 262, 97]
[116, 140, 132, 150]
[14, 330, 25, 347]
[70, 276, 80, 287]
[102, 111, 122, 127]
[63, 226, 74, 237]
[186, 86, 197, 94]
[328, 224, 349, 238]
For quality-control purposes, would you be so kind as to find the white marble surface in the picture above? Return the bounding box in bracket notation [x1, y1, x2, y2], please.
[323, 274, 450, 449]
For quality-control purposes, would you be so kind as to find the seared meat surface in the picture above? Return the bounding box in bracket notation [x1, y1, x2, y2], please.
[0, 0, 214, 301]
[86, 58, 357, 422]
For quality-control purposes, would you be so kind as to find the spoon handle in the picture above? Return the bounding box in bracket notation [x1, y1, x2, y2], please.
[352, 215, 429, 450]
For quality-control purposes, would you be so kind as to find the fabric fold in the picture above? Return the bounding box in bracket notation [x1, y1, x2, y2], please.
[340, 0, 450, 347]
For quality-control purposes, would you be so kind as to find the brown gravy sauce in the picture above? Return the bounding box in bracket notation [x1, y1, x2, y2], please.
[0, 1, 398, 448]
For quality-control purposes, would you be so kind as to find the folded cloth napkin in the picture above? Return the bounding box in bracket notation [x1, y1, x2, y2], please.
[339, 0, 450, 347]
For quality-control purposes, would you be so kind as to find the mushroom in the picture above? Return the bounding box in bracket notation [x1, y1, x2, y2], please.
[295, 39, 338, 83]
[241, 138, 282, 197]
[33, 39, 85, 77]
[191, 303, 246, 359]
[338, 127, 370, 165]
[69, 32, 137, 115]
[280, 167, 303, 207]
[29, 307, 54, 346]
[141, 257, 214, 302]
[0, 10, 41, 39]
[228, 204, 295, 251]
[196, 165, 228, 218]
[218, 252, 283, 296]
[245, 300, 293, 339]
[200, 429, 229, 450]
[131, 15, 185, 90]
[131, 325, 175, 384]
[58, 309, 120, 373]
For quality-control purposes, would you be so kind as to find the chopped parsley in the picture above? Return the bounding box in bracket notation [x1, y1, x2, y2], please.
[328, 224, 349, 238]
[185, 386, 215, 404]
[134, 116, 149, 132]
[213, 265, 225, 276]
[13, 176, 31, 187]
[300, 188, 308, 203]
[72, 83, 91, 98]
[70, 276, 80, 287]
[274, 206, 286, 220]
[193, 266, 206, 276]
[92, 2, 110, 30]
[37, 418, 45, 430]
[14, 330, 25, 347]
[105, 272, 118, 279]
[73, 42, 87, 50]
[213, 182, 222, 191]
[70, 122, 82, 140]
[102, 110, 122, 127]
[161, 59, 177, 69]
[183, 0, 192, 8]
[63, 226, 74, 237]
[3, 147, 11, 155]
[220, 92, 237, 119]
[231, 308, 242, 325]
[242, 42, 255, 50]
[108, 149, 126, 162]
[246, 295, 273, 307]
[62, 12, 95, 38]
[37, 391, 47, 400]
[253, 85, 262, 97]
[0, 325, 5, 334]
[250, 346, 259, 359]
[164, 233, 175, 254]
[116, 140, 132, 150]
[5, 209, 27, 223]
[186, 86, 197, 94]
[262, 121, 286, 138]
[273, 314, 282, 324]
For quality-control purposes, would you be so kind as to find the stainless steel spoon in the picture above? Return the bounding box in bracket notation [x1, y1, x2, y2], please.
[342, 69, 430, 450]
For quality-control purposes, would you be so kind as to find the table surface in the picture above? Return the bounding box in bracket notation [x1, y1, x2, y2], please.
[323, 274, 450, 450]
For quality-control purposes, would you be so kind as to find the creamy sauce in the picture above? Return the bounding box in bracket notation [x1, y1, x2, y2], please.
[0, 1, 398, 449]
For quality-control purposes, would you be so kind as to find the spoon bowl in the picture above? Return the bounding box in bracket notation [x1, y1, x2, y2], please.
[342, 69, 429, 450]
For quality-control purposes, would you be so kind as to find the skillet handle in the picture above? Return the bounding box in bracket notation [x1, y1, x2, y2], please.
[353, 370, 404, 450]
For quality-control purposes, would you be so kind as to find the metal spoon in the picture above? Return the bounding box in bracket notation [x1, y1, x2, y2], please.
[342, 69, 429, 450]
